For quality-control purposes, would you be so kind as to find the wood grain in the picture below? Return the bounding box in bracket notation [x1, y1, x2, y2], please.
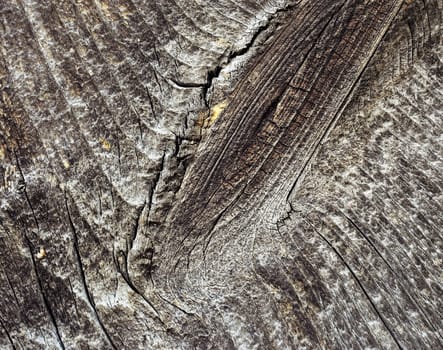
[0, 0, 442, 348]
[163, 0, 404, 268]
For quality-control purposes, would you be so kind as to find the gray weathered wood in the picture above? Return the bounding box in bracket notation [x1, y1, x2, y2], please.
[0, 0, 442, 348]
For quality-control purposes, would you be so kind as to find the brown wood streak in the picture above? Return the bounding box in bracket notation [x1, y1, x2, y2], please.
[165, 0, 404, 262]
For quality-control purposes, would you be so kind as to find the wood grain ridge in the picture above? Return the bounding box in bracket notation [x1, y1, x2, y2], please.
[151, 1, 442, 348]
[164, 0, 404, 264]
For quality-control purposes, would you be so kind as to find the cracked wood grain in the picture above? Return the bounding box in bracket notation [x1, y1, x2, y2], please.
[163, 0, 404, 268]
[0, 0, 442, 348]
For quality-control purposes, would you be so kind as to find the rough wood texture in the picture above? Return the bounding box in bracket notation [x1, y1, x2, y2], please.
[0, 0, 442, 348]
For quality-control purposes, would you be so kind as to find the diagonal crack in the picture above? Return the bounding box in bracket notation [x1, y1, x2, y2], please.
[12, 148, 64, 348]
[113, 246, 164, 324]
[23, 236, 66, 350]
[170, 2, 298, 109]
[63, 192, 117, 350]
[201, 2, 297, 109]
[304, 219, 403, 349]
[129, 200, 147, 251]
[146, 152, 165, 225]
[339, 209, 443, 340]
[0, 316, 16, 350]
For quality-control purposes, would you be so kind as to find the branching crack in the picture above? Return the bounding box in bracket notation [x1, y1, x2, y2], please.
[173, 2, 297, 110]
[113, 247, 164, 324]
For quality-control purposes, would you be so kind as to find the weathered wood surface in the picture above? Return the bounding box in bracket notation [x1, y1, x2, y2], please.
[0, 0, 442, 348]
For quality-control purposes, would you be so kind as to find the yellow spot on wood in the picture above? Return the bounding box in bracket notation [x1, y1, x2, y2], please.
[36, 247, 46, 260]
[216, 38, 230, 48]
[282, 303, 293, 314]
[62, 159, 70, 169]
[100, 2, 113, 19]
[118, 4, 131, 20]
[77, 45, 87, 58]
[100, 137, 111, 151]
[205, 100, 228, 128]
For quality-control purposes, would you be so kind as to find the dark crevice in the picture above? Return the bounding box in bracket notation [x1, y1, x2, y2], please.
[12, 148, 64, 347]
[129, 200, 147, 250]
[277, 201, 297, 235]
[146, 89, 158, 122]
[115, 137, 122, 177]
[67, 279, 80, 320]
[3, 270, 20, 307]
[108, 186, 116, 210]
[340, 210, 443, 339]
[147, 152, 165, 224]
[0, 317, 16, 350]
[407, 19, 415, 64]
[113, 247, 164, 324]
[144, 247, 156, 285]
[97, 186, 103, 217]
[340, 211, 396, 272]
[201, 65, 222, 109]
[247, 93, 286, 140]
[173, 133, 183, 158]
[13, 149, 39, 232]
[130, 105, 144, 140]
[170, 78, 206, 89]
[63, 193, 118, 350]
[155, 292, 195, 316]
[306, 220, 403, 349]
[175, 3, 298, 110]
[224, 1, 294, 62]
[153, 69, 163, 94]
[172, 133, 198, 169]
[23, 236, 66, 350]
